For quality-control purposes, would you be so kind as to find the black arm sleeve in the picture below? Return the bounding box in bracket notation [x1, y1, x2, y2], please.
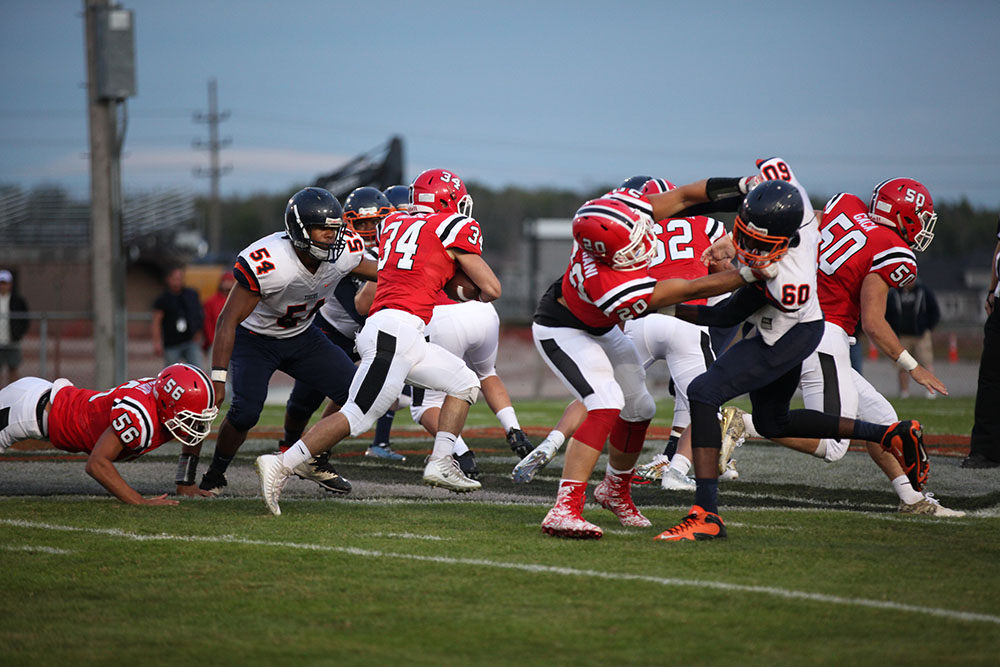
[674, 199, 743, 217]
[676, 286, 768, 328]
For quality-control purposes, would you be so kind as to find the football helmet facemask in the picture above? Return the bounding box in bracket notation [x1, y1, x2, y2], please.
[343, 186, 392, 248]
[734, 180, 804, 268]
[153, 364, 218, 446]
[572, 197, 656, 270]
[284, 187, 346, 262]
[410, 169, 473, 216]
[869, 177, 937, 252]
[383, 185, 412, 212]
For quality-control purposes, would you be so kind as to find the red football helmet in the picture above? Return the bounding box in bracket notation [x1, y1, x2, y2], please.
[868, 178, 937, 251]
[410, 168, 473, 216]
[641, 177, 677, 195]
[572, 198, 655, 270]
[153, 364, 218, 446]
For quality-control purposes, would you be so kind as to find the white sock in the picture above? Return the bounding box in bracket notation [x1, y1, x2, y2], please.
[432, 431, 458, 459]
[543, 430, 566, 450]
[670, 453, 692, 477]
[605, 462, 631, 477]
[743, 413, 762, 439]
[891, 475, 924, 504]
[452, 436, 469, 456]
[496, 406, 520, 432]
[282, 441, 313, 470]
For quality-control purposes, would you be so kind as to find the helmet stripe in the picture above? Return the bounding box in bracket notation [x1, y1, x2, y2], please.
[576, 205, 634, 228]
[186, 364, 216, 409]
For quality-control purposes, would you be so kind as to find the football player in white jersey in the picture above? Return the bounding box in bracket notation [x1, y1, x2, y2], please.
[711, 166, 958, 515]
[278, 187, 410, 462]
[179, 187, 377, 498]
[654, 160, 928, 542]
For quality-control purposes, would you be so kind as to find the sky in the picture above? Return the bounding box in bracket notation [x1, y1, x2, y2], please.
[1, 0, 998, 207]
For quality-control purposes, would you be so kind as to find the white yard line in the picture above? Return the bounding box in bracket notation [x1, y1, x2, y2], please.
[2, 518, 997, 626]
[2, 544, 72, 554]
[369, 532, 451, 541]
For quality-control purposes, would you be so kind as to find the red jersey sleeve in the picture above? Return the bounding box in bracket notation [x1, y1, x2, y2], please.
[434, 214, 483, 256]
[869, 230, 918, 288]
[108, 390, 157, 457]
[585, 269, 656, 323]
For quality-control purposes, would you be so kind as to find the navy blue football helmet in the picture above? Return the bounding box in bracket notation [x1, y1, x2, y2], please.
[284, 187, 346, 262]
[619, 175, 653, 191]
[383, 185, 411, 212]
[344, 187, 392, 247]
[734, 180, 804, 268]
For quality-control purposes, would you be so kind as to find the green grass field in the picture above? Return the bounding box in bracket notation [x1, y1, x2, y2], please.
[2, 397, 996, 665]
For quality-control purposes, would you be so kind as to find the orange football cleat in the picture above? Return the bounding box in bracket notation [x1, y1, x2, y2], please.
[654, 505, 727, 541]
[880, 420, 929, 491]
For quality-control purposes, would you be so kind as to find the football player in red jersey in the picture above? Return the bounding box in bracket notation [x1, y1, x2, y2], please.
[514, 176, 739, 489]
[0, 363, 217, 505]
[255, 169, 503, 515]
[532, 190, 776, 539]
[713, 174, 959, 515]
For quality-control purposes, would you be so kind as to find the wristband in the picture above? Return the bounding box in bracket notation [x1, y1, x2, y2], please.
[895, 350, 919, 372]
[211, 368, 228, 383]
[175, 453, 199, 486]
[739, 266, 760, 283]
[657, 304, 676, 317]
[705, 177, 745, 202]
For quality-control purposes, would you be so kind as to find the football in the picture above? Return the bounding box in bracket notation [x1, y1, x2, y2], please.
[443, 268, 481, 302]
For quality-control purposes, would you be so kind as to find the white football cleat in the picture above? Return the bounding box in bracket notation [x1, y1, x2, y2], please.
[256, 454, 292, 516]
[719, 459, 740, 482]
[719, 406, 747, 474]
[660, 466, 696, 491]
[423, 455, 481, 493]
[511, 439, 559, 483]
[898, 493, 965, 517]
[634, 453, 671, 483]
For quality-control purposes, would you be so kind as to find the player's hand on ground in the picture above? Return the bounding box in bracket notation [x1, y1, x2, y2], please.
[911, 366, 949, 397]
[175, 484, 213, 498]
[702, 234, 736, 266]
[142, 494, 179, 506]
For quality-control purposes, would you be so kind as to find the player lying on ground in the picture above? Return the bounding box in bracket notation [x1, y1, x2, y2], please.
[0, 363, 217, 505]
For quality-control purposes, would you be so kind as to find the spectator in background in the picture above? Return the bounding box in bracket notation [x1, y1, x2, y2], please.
[202, 270, 235, 358]
[966, 216, 1000, 469]
[151, 266, 204, 366]
[885, 279, 940, 398]
[0, 270, 30, 385]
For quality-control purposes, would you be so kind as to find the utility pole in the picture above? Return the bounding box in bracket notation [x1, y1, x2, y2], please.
[84, 0, 134, 387]
[193, 78, 231, 254]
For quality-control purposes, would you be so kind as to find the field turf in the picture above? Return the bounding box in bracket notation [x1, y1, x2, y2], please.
[2, 397, 997, 665]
